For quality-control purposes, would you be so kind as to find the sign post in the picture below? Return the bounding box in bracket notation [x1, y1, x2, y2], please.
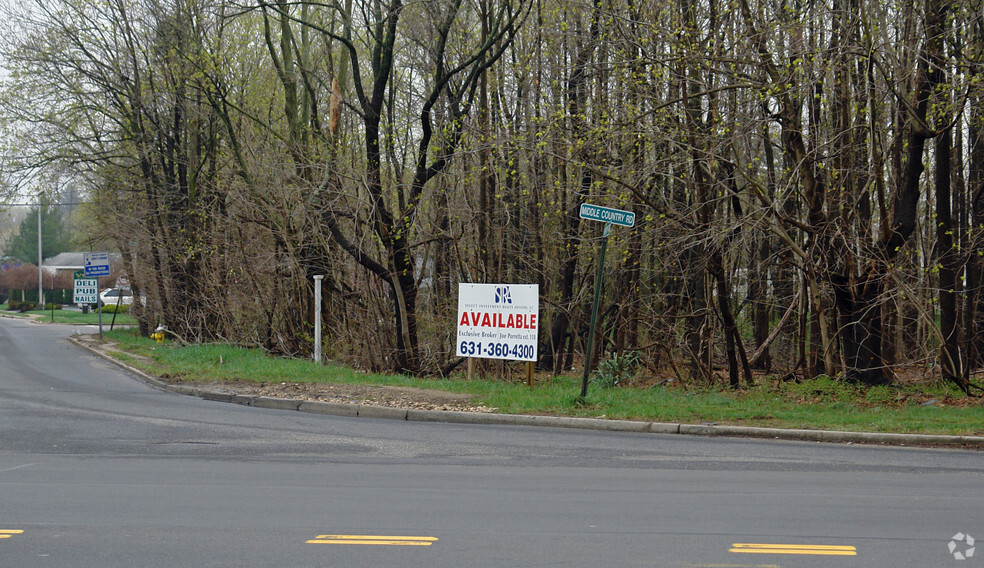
[578, 203, 635, 400]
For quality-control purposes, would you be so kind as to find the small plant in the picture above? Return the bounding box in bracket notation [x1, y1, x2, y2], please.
[591, 351, 641, 389]
[783, 375, 860, 402]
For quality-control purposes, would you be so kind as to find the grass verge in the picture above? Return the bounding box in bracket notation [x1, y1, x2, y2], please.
[2, 304, 137, 325]
[101, 328, 984, 437]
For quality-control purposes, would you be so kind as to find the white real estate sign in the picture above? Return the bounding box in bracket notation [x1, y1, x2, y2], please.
[456, 283, 538, 361]
[74, 278, 99, 304]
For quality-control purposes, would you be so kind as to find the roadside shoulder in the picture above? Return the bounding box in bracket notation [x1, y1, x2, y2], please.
[66, 334, 984, 449]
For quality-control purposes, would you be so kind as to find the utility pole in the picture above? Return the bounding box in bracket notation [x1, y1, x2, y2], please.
[37, 193, 43, 308]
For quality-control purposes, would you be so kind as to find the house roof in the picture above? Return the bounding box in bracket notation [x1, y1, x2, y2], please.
[43, 252, 122, 270]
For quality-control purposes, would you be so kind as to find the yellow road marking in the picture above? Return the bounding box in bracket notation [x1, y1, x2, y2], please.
[307, 535, 438, 546]
[0, 530, 24, 539]
[731, 543, 857, 556]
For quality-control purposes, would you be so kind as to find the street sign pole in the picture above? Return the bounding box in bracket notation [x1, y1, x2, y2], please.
[578, 203, 635, 401]
[84, 252, 111, 341]
[580, 222, 611, 399]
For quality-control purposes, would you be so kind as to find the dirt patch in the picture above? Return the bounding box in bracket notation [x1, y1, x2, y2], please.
[71, 333, 495, 413]
[184, 379, 497, 413]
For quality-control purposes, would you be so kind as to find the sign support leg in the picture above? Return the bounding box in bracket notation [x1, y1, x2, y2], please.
[580, 223, 611, 400]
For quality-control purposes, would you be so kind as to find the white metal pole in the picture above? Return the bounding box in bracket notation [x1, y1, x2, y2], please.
[314, 275, 324, 363]
[37, 193, 42, 308]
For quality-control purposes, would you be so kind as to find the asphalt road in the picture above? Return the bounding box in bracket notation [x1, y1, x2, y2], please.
[1, 317, 982, 567]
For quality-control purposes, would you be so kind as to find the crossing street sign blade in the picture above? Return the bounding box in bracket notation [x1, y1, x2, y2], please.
[579, 203, 635, 228]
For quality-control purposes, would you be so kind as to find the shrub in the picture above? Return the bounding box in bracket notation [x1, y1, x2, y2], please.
[101, 303, 130, 314]
[590, 351, 641, 389]
[783, 375, 861, 402]
[6, 299, 39, 311]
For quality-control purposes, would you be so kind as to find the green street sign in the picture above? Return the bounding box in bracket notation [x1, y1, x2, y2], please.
[579, 203, 636, 228]
[576, 202, 636, 401]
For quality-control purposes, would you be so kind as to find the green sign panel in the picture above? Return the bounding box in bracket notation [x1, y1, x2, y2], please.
[579, 203, 635, 228]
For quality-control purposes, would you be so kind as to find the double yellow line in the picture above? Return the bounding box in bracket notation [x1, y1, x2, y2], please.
[731, 542, 857, 556]
[0, 530, 24, 539]
[307, 534, 438, 546]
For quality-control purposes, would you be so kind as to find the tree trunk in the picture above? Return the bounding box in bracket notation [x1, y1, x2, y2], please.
[935, 106, 968, 391]
[540, 196, 580, 374]
[540, 0, 600, 373]
[967, 80, 984, 369]
[710, 250, 753, 387]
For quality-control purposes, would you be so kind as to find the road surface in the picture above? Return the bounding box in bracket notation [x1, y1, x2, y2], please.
[1, 317, 981, 567]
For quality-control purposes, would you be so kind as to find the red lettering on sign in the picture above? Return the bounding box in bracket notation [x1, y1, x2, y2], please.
[460, 311, 538, 329]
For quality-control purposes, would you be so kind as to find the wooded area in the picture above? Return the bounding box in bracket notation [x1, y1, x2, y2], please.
[2, 0, 983, 393]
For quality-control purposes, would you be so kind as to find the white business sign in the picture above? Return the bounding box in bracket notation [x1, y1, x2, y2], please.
[74, 278, 99, 304]
[456, 283, 539, 361]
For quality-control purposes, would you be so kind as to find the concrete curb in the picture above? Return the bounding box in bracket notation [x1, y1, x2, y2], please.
[67, 335, 984, 448]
